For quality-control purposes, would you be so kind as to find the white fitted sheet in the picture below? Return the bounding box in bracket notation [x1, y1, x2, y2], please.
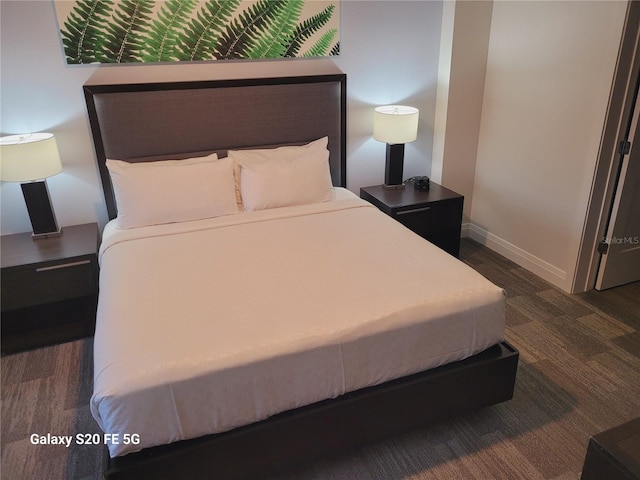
[92, 188, 505, 457]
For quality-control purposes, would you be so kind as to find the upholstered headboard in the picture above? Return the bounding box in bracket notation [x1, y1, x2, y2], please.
[84, 74, 347, 220]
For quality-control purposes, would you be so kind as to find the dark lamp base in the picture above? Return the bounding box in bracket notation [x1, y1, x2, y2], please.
[384, 143, 405, 188]
[21, 181, 62, 240]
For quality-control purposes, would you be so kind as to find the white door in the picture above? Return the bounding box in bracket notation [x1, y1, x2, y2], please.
[596, 82, 640, 290]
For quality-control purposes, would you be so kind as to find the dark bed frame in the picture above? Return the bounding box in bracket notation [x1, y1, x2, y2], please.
[83, 74, 518, 480]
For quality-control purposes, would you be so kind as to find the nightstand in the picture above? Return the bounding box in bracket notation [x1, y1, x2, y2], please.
[582, 417, 640, 480]
[1, 223, 99, 353]
[360, 183, 464, 257]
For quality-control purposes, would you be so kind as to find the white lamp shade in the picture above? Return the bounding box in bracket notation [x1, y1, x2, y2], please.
[373, 105, 419, 144]
[0, 133, 63, 182]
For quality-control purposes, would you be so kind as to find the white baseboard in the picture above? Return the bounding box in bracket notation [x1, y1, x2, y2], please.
[466, 223, 568, 290]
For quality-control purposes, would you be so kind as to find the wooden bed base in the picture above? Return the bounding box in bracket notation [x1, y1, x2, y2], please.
[105, 341, 518, 479]
[84, 75, 519, 479]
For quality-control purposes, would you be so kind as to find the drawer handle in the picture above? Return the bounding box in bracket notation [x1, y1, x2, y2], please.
[36, 260, 91, 272]
[397, 206, 431, 215]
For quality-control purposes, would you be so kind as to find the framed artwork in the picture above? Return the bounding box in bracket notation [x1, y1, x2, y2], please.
[55, 0, 340, 64]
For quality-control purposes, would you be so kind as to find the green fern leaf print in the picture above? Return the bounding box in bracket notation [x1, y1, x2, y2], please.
[142, 0, 198, 62]
[283, 3, 334, 57]
[245, 0, 304, 59]
[100, 0, 154, 62]
[175, 0, 240, 61]
[55, 0, 339, 64]
[61, 0, 113, 64]
[302, 28, 337, 57]
[215, 0, 287, 59]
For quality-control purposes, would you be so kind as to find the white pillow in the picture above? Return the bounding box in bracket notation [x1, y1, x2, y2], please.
[106, 156, 238, 228]
[229, 137, 334, 212]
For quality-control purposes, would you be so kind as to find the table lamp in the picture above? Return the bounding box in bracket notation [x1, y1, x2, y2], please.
[373, 105, 419, 189]
[0, 133, 63, 238]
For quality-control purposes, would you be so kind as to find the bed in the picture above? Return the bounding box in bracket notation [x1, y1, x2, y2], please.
[83, 74, 518, 480]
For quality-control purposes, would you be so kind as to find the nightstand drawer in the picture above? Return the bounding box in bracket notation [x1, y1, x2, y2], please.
[1, 257, 97, 311]
[360, 183, 464, 258]
[393, 200, 462, 238]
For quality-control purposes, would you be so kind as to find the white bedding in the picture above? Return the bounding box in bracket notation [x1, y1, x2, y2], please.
[92, 188, 505, 457]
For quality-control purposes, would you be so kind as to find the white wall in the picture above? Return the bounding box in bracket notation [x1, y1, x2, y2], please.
[0, 0, 442, 235]
[469, 0, 627, 292]
[433, 0, 492, 226]
[337, 1, 441, 192]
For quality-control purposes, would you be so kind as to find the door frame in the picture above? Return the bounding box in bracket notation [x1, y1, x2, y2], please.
[573, 0, 640, 293]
